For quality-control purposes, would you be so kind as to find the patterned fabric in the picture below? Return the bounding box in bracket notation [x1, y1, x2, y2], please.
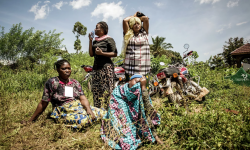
[100, 82, 161, 150]
[41, 77, 84, 107]
[95, 35, 111, 41]
[124, 29, 151, 76]
[50, 99, 107, 128]
[92, 65, 114, 110]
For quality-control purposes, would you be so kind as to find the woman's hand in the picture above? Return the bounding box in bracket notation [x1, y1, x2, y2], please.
[87, 109, 96, 121]
[95, 47, 103, 55]
[139, 76, 147, 90]
[88, 32, 93, 41]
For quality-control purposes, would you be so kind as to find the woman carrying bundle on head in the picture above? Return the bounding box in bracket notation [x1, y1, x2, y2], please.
[122, 11, 151, 85]
[88, 21, 117, 110]
[21, 59, 106, 128]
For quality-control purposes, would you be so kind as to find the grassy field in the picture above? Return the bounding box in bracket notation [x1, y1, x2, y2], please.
[1, 53, 250, 149]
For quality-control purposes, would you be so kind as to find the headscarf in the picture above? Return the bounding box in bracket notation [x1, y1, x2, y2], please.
[122, 17, 142, 57]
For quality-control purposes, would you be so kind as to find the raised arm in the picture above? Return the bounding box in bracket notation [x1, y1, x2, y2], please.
[140, 16, 149, 34]
[123, 12, 137, 34]
[88, 32, 94, 57]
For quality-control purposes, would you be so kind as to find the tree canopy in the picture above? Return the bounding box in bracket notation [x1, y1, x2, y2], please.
[222, 37, 244, 67]
[72, 21, 87, 54]
[0, 23, 65, 65]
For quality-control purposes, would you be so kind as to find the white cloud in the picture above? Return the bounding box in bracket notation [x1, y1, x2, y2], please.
[29, 1, 50, 20]
[216, 23, 231, 33]
[236, 21, 247, 26]
[227, 0, 239, 8]
[204, 52, 209, 56]
[69, 0, 91, 9]
[195, 0, 220, 4]
[44, 1, 50, 4]
[91, 1, 125, 22]
[154, 2, 164, 7]
[216, 28, 224, 33]
[53, 1, 68, 10]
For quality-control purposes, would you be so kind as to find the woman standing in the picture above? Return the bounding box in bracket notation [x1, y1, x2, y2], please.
[122, 12, 150, 81]
[88, 21, 117, 109]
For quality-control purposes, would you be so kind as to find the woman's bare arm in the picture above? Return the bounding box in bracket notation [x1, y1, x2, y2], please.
[140, 16, 149, 34]
[123, 12, 137, 34]
[79, 95, 96, 120]
[88, 33, 94, 57]
[21, 101, 48, 124]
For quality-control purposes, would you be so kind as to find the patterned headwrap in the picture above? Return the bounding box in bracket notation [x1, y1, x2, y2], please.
[122, 17, 142, 57]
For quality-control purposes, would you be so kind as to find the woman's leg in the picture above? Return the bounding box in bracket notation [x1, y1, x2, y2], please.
[92, 70, 103, 108]
[92, 65, 114, 109]
[101, 65, 114, 109]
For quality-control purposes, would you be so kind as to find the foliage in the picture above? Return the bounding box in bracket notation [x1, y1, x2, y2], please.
[150, 55, 171, 74]
[208, 53, 226, 69]
[72, 21, 87, 54]
[150, 36, 173, 58]
[170, 51, 183, 64]
[222, 37, 244, 67]
[0, 23, 65, 69]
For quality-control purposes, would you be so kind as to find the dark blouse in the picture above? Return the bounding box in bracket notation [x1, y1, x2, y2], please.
[41, 77, 84, 107]
[92, 37, 117, 70]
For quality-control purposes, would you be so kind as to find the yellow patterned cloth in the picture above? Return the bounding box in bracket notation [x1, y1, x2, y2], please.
[50, 99, 107, 128]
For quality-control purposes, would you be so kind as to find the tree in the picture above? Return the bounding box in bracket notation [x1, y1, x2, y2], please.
[150, 36, 173, 58]
[208, 53, 225, 69]
[190, 51, 199, 64]
[170, 51, 183, 64]
[0, 23, 65, 66]
[72, 21, 87, 54]
[222, 37, 244, 67]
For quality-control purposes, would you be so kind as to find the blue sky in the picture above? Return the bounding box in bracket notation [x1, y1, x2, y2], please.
[0, 0, 249, 61]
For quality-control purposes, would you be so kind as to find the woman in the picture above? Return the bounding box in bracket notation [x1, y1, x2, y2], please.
[88, 21, 117, 110]
[122, 12, 150, 81]
[100, 75, 163, 149]
[21, 59, 106, 128]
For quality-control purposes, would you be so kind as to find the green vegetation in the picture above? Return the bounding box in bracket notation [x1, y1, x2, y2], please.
[72, 21, 87, 54]
[1, 24, 250, 149]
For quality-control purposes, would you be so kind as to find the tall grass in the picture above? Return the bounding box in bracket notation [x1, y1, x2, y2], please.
[1, 54, 250, 149]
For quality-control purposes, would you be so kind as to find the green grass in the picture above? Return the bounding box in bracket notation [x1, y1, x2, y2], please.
[1, 54, 250, 149]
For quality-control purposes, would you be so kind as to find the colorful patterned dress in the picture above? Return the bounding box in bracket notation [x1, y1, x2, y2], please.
[42, 77, 107, 128]
[100, 82, 161, 150]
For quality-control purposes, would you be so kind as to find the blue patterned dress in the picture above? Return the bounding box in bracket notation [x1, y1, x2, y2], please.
[100, 82, 161, 150]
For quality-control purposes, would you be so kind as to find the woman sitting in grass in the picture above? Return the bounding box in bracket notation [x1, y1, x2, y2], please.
[100, 74, 163, 149]
[21, 59, 106, 128]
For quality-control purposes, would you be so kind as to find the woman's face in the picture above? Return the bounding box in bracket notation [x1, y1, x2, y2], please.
[57, 62, 71, 80]
[95, 24, 104, 36]
[132, 22, 141, 33]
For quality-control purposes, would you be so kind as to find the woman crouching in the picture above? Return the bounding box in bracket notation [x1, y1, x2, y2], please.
[21, 59, 106, 128]
[100, 75, 163, 149]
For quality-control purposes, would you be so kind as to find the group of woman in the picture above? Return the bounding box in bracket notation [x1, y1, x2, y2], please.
[22, 11, 163, 149]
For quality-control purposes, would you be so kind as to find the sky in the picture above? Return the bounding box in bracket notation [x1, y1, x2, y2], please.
[0, 0, 250, 62]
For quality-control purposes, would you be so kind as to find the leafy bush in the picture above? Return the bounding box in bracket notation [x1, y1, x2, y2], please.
[151, 55, 171, 74]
